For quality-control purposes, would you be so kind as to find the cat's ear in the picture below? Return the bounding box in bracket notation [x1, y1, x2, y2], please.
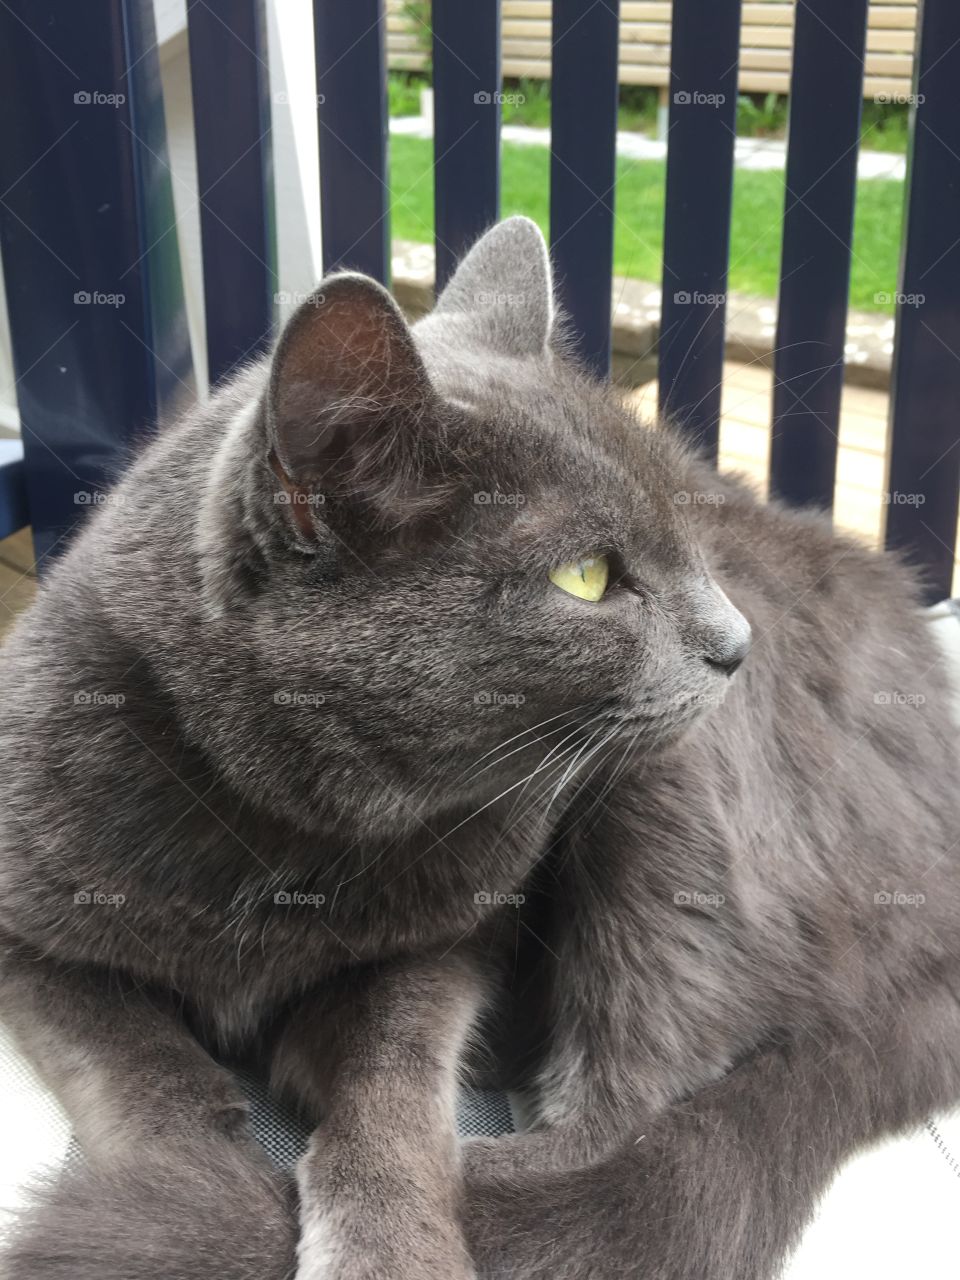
[431, 216, 554, 356]
[265, 273, 436, 533]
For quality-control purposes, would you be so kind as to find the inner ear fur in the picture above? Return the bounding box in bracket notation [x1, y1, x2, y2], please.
[266, 273, 440, 533]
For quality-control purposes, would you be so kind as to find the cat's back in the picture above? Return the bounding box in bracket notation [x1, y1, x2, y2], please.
[635, 459, 960, 946]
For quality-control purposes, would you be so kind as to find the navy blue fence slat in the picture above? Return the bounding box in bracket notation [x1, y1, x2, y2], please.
[885, 0, 960, 604]
[0, 441, 28, 542]
[0, 0, 193, 565]
[187, 0, 276, 387]
[314, 0, 390, 284]
[659, 0, 742, 459]
[769, 0, 869, 509]
[432, 0, 501, 293]
[550, 0, 620, 378]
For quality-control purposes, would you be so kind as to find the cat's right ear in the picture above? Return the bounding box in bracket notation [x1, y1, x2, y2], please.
[430, 216, 554, 357]
[265, 274, 438, 541]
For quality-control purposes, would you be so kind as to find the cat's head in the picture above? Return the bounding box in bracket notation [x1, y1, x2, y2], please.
[198, 218, 750, 834]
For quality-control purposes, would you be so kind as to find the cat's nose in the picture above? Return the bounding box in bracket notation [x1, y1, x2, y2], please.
[690, 577, 751, 676]
[705, 632, 751, 676]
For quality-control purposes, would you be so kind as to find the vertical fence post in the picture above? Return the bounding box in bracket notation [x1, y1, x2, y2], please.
[659, 0, 742, 459]
[884, 0, 960, 603]
[549, 0, 620, 379]
[768, 0, 869, 510]
[432, 0, 502, 293]
[314, 0, 390, 284]
[187, 0, 276, 387]
[0, 0, 193, 565]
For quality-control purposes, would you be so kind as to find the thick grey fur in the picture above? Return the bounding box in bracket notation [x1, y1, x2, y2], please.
[1, 216, 959, 1279]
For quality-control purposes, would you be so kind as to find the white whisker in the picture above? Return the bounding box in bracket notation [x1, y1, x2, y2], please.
[501, 711, 613, 829]
[548, 724, 621, 812]
[456, 703, 595, 783]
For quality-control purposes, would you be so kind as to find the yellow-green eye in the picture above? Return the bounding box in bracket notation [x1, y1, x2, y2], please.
[549, 556, 609, 602]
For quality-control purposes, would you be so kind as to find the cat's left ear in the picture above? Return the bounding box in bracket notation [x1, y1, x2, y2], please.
[429, 216, 554, 357]
[265, 274, 438, 537]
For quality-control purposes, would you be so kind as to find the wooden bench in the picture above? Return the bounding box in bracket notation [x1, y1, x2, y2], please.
[387, 0, 920, 101]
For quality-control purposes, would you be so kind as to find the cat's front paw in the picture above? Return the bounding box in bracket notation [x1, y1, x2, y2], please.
[296, 1143, 476, 1280]
[295, 1201, 476, 1280]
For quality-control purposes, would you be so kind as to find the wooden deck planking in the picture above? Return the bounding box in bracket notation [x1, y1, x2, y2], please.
[0, 529, 36, 642]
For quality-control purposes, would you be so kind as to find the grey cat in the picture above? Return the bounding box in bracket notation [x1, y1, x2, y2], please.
[1, 216, 959, 1280]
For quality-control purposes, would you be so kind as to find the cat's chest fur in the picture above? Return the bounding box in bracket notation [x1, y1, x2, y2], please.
[0, 765, 547, 1047]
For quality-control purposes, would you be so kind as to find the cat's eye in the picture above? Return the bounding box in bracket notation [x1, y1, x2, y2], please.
[549, 556, 609, 602]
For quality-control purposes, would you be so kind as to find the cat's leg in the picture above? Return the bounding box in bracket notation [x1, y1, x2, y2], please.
[463, 988, 960, 1280]
[269, 951, 486, 1280]
[0, 928, 297, 1279]
[0, 928, 257, 1164]
[463, 826, 759, 1182]
[461, 907, 686, 1182]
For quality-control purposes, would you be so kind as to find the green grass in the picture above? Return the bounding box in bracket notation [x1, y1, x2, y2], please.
[501, 78, 552, 128]
[736, 93, 789, 138]
[860, 102, 913, 154]
[389, 134, 905, 314]
[388, 72, 429, 117]
[499, 80, 661, 134]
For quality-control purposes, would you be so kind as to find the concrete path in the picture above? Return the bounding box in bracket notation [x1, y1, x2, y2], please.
[390, 115, 906, 182]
